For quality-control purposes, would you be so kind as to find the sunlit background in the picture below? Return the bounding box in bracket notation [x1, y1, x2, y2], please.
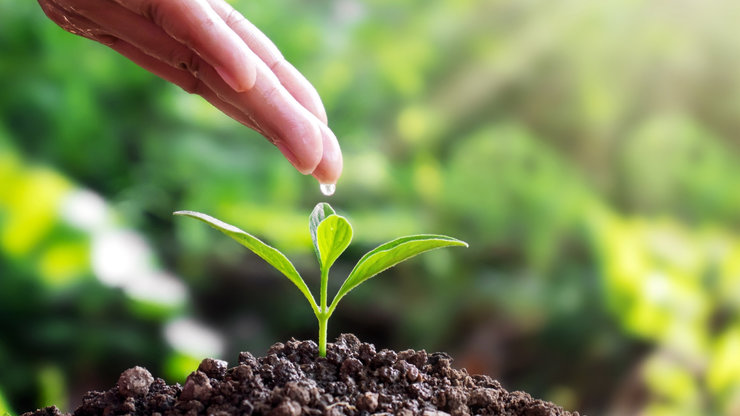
[2, 0, 740, 414]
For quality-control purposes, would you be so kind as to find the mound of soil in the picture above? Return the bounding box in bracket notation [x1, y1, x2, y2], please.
[24, 334, 577, 416]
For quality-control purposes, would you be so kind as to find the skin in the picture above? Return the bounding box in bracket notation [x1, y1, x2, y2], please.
[37, 0, 342, 185]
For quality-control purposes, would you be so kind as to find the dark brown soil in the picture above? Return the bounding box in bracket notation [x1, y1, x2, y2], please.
[23, 334, 578, 416]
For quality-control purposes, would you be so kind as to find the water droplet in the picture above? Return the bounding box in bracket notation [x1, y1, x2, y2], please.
[320, 183, 336, 196]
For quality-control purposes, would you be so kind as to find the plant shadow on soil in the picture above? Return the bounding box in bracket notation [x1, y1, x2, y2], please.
[23, 334, 578, 416]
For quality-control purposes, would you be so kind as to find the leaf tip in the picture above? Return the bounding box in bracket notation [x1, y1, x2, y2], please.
[315, 202, 336, 216]
[173, 210, 203, 219]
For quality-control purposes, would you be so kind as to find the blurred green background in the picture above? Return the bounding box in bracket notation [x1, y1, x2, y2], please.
[2, 0, 740, 414]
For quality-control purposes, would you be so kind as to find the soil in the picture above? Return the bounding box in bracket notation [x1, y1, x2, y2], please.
[23, 334, 578, 416]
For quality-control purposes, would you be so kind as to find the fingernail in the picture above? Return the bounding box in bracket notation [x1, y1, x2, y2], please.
[215, 65, 248, 92]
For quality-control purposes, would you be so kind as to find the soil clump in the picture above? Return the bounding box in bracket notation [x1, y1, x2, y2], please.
[23, 334, 578, 416]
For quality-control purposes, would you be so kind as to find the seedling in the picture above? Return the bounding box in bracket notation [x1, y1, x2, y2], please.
[174, 203, 468, 357]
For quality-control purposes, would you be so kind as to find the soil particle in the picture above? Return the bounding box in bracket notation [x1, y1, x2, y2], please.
[269, 400, 301, 416]
[197, 358, 228, 378]
[117, 366, 154, 397]
[355, 392, 378, 412]
[180, 371, 212, 402]
[23, 334, 578, 416]
[31, 406, 64, 416]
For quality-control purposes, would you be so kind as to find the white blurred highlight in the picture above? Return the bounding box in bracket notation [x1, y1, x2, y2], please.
[59, 188, 227, 359]
[125, 271, 187, 307]
[92, 230, 152, 287]
[165, 318, 225, 358]
[60, 190, 109, 232]
[60, 189, 188, 308]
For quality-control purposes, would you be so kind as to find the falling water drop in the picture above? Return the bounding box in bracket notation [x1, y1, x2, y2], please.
[319, 183, 336, 196]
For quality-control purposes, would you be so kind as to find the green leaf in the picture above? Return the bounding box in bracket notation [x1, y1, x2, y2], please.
[316, 214, 353, 270]
[174, 210, 319, 315]
[329, 234, 468, 311]
[309, 202, 336, 265]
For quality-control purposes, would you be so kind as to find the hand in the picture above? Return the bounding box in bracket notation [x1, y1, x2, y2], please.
[37, 0, 342, 185]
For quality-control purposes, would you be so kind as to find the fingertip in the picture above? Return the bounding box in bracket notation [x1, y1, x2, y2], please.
[310, 124, 343, 185]
[275, 119, 323, 175]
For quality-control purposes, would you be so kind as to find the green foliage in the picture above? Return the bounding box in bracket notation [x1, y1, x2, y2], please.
[311, 204, 352, 271]
[175, 203, 467, 356]
[0, 385, 12, 416]
[173, 210, 318, 315]
[309, 202, 337, 262]
[38, 366, 66, 411]
[330, 235, 470, 314]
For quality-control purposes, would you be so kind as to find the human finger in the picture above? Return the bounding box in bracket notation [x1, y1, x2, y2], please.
[81, 0, 257, 91]
[310, 124, 343, 185]
[37, 2, 271, 139]
[204, 0, 340, 180]
[232, 64, 324, 174]
[42, 0, 324, 174]
[111, 36, 322, 173]
[204, 0, 328, 125]
[105, 37, 270, 137]
[38, 0, 116, 44]
[39, 0, 279, 160]
[51, 0, 218, 80]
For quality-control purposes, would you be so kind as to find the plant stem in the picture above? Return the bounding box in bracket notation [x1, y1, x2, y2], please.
[318, 314, 328, 357]
[318, 266, 330, 357]
[320, 267, 328, 313]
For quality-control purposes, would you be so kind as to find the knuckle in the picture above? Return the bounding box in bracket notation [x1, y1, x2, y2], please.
[172, 13, 216, 48]
[140, 0, 198, 48]
[223, 7, 247, 27]
[268, 56, 287, 73]
[139, 0, 162, 24]
[201, 15, 217, 30]
[180, 77, 204, 95]
[171, 48, 201, 76]
[261, 82, 282, 103]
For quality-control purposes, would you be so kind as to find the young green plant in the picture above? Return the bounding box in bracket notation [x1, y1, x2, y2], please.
[174, 203, 468, 357]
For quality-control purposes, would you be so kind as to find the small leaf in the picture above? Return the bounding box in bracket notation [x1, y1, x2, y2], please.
[317, 215, 353, 270]
[309, 203, 336, 265]
[330, 234, 468, 311]
[174, 210, 319, 315]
